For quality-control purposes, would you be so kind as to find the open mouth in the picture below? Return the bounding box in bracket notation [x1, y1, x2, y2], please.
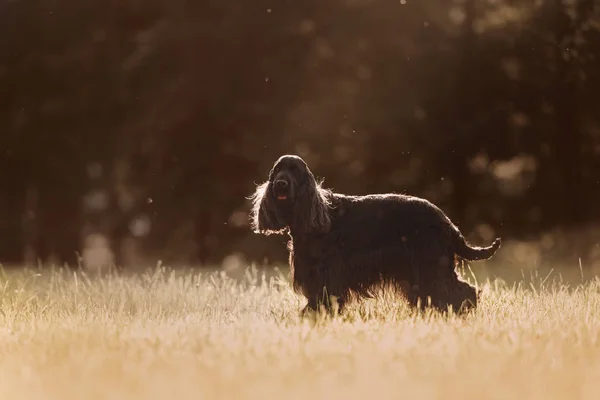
[277, 195, 287, 200]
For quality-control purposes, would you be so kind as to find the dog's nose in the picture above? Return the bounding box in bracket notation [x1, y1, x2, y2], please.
[275, 180, 288, 190]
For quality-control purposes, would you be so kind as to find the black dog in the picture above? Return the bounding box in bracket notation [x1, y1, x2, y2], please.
[250, 154, 501, 315]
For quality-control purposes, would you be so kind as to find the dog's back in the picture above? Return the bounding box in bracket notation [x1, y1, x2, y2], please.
[328, 192, 453, 237]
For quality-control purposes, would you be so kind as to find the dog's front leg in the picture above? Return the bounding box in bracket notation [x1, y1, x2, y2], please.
[299, 284, 327, 316]
[293, 263, 322, 316]
[300, 290, 344, 316]
[303, 279, 346, 317]
[295, 242, 344, 317]
[300, 299, 318, 316]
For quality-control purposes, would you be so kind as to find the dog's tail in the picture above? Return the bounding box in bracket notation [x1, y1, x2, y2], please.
[451, 229, 501, 261]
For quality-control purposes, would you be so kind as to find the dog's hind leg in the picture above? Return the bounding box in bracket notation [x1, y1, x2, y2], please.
[417, 274, 478, 314]
[402, 240, 421, 293]
[400, 227, 476, 313]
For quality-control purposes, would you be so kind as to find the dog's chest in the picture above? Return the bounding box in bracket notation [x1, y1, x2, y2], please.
[289, 236, 339, 272]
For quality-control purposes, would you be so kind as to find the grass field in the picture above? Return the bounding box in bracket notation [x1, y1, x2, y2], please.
[1, 264, 599, 400]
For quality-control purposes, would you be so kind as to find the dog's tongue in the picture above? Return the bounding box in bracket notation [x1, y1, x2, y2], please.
[277, 195, 287, 200]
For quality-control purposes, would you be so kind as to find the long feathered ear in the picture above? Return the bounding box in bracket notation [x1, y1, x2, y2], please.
[249, 181, 287, 235]
[292, 172, 331, 235]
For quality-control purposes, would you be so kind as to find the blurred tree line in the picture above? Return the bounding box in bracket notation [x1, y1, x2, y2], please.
[1, 0, 600, 271]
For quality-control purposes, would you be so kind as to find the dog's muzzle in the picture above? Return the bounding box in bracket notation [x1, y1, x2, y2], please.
[273, 179, 290, 200]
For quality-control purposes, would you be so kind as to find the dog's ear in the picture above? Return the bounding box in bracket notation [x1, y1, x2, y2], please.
[249, 181, 286, 235]
[292, 171, 331, 235]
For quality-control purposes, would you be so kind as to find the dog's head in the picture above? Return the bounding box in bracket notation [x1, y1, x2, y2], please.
[249, 154, 331, 236]
[269, 155, 311, 204]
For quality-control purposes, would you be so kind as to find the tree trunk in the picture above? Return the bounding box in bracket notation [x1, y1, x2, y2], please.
[550, 0, 594, 228]
[0, 185, 25, 266]
[447, 0, 477, 225]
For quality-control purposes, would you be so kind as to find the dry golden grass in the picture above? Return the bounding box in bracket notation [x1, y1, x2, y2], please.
[0, 265, 599, 400]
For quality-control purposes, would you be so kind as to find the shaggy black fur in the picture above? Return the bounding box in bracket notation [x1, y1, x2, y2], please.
[250, 155, 501, 315]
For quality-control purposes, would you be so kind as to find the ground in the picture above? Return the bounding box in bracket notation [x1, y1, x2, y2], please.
[0, 264, 599, 400]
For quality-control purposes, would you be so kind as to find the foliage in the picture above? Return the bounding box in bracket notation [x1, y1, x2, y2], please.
[1, 0, 599, 268]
